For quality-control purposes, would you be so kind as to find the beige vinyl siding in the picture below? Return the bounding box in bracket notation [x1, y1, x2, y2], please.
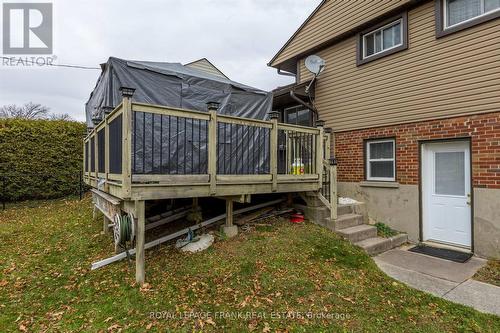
[297, 1, 500, 132]
[271, 0, 412, 67]
[185, 59, 227, 79]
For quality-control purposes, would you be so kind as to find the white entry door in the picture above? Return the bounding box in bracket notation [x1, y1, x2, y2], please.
[422, 141, 471, 248]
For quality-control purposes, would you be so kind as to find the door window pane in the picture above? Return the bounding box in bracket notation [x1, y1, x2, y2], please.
[485, 0, 500, 12]
[370, 161, 394, 178]
[435, 152, 465, 196]
[447, 0, 481, 26]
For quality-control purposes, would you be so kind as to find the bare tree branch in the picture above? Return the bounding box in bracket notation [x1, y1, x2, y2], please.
[49, 113, 73, 121]
[0, 102, 50, 119]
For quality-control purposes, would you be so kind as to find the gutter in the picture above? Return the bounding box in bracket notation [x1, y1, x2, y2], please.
[277, 68, 295, 77]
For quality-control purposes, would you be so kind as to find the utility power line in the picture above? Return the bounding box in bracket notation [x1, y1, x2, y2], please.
[1, 56, 100, 70]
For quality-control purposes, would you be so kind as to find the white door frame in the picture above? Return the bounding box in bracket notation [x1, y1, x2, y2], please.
[420, 139, 473, 250]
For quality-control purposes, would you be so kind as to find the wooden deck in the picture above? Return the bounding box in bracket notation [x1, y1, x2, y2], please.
[83, 90, 337, 284]
[83, 94, 336, 204]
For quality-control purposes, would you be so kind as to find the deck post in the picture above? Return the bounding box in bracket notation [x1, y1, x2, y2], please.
[324, 128, 332, 160]
[207, 102, 219, 195]
[316, 120, 325, 189]
[104, 106, 112, 193]
[329, 158, 337, 221]
[94, 130, 99, 180]
[269, 111, 280, 192]
[222, 198, 238, 238]
[82, 138, 86, 184]
[135, 200, 146, 285]
[120, 87, 135, 199]
[103, 215, 110, 235]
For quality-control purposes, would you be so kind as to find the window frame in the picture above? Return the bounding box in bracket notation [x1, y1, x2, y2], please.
[436, 0, 500, 37]
[357, 12, 408, 66]
[362, 19, 403, 59]
[365, 138, 396, 182]
[284, 105, 313, 127]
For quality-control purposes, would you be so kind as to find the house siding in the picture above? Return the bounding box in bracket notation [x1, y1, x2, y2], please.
[185, 59, 227, 79]
[297, 1, 500, 132]
[335, 112, 500, 258]
[271, 0, 413, 67]
[335, 112, 500, 189]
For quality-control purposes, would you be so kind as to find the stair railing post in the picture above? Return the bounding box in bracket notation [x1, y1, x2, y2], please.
[269, 111, 280, 192]
[316, 120, 325, 189]
[207, 102, 219, 195]
[329, 157, 338, 221]
[324, 127, 332, 160]
[119, 86, 135, 199]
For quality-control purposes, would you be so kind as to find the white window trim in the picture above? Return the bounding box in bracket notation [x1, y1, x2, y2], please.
[366, 139, 396, 182]
[362, 19, 403, 59]
[444, 0, 500, 29]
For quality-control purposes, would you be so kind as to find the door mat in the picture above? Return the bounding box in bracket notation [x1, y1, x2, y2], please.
[409, 245, 473, 263]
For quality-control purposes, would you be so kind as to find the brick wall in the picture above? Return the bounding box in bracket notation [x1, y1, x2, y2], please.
[334, 112, 500, 189]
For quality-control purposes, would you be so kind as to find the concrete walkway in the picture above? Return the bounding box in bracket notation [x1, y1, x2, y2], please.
[374, 248, 500, 316]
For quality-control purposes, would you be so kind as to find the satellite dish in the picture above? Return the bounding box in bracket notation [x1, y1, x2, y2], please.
[305, 55, 326, 76]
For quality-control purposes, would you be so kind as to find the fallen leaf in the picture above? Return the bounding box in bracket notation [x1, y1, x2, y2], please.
[206, 318, 216, 327]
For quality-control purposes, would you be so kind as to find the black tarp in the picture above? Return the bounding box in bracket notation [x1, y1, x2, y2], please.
[85, 57, 273, 175]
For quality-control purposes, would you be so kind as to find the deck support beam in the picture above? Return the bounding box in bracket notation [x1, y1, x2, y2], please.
[103, 215, 110, 235]
[222, 198, 238, 238]
[135, 200, 146, 285]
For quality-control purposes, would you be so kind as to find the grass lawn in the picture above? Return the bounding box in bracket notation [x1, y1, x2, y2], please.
[1, 197, 499, 332]
[474, 260, 500, 287]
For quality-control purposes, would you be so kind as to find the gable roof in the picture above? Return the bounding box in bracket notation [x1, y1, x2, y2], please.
[268, 0, 326, 70]
[184, 58, 229, 80]
[269, 0, 418, 71]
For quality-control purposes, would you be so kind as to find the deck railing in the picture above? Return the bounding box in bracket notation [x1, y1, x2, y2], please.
[83, 92, 335, 209]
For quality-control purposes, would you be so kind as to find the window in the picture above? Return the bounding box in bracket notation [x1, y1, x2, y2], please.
[445, 0, 500, 28]
[435, 151, 465, 196]
[357, 13, 408, 66]
[284, 106, 312, 127]
[363, 20, 402, 58]
[366, 139, 396, 181]
[436, 0, 500, 37]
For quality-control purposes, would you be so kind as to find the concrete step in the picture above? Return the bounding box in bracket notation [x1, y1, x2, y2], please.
[334, 213, 364, 230]
[337, 204, 353, 216]
[355, 234, 408, 256]
[337, 224, 377, 243]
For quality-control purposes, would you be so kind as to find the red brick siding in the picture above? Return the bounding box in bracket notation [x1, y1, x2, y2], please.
[334, 112, 500, 189]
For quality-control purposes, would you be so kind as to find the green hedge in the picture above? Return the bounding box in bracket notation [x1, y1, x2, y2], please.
[0, 119, 86, 201]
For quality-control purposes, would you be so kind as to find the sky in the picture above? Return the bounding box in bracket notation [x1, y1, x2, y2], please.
[0, 0, 320, 121]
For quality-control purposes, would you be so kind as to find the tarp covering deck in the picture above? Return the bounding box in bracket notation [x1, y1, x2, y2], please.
[85, 57, 273, 175]
[85, 57, 272, 128]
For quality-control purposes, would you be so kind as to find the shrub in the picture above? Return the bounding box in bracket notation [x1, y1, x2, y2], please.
[0, 118, 86, 201]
